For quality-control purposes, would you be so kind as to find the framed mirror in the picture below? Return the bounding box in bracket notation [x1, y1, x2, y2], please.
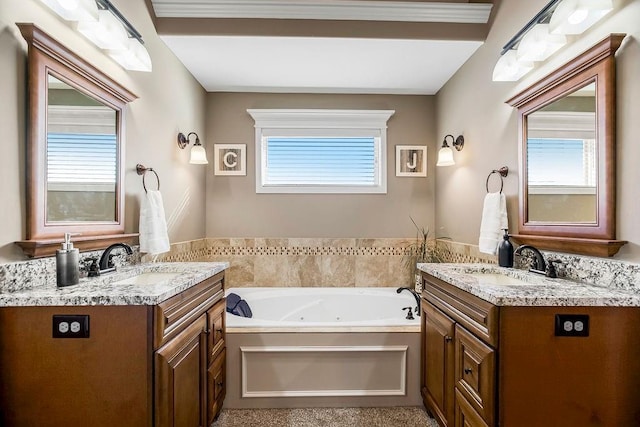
[507, 34, 626, 257]
[16, 24, 138, 257]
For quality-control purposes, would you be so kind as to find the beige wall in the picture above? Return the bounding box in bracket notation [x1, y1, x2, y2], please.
[435, 0, 640, 261]
[205, 93, 436, 239]
[0, 0, 207, 262]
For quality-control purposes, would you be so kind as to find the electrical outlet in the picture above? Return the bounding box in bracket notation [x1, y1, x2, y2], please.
[52, 315, 90, 338]
[554, 314, 589, 337]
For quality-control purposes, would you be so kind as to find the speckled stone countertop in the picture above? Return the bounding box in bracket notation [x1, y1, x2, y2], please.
[0, 262, 229, 307]
[418, 263, 640, 307]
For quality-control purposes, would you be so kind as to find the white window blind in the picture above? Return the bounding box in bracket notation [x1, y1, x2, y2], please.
[47, 132, 117, 191]
[527, 137, 596, 194]
[248, 109, 394, 194]
[263, 136, 377, 186]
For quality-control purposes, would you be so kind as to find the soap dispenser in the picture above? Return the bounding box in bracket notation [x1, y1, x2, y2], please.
[498, 229, 514, 268]
[56, 233, 79, 287]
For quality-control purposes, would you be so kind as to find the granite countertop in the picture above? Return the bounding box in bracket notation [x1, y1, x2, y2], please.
[0, 262, 229, 307]
[418, 263, 640, 307]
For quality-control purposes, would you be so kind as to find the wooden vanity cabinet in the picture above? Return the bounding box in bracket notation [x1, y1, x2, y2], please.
[154, 272, 227, 427]
[0, 271, 226, 427]
[421, 272, 640, 427]
[421, 299, 455, 425]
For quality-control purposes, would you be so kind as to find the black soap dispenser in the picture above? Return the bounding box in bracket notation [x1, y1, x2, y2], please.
[498, 229, 514, 268]
[56, 233, 79, 287]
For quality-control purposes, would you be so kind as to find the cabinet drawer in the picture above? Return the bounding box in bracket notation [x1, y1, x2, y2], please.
[207, 298, 226, 363]
[455, 324, 495, 426]
[207, 348, 226, 424]
[154, 272, 224, 349]
[423, 273, 498, 347]
[455, 388, 489, 427]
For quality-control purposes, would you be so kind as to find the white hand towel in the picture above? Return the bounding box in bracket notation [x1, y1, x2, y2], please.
[478, 192, 508, 255]
[139, 190, 170, 255]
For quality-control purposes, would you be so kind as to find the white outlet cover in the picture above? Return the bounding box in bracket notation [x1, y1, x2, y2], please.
[70, 321, 81, 333]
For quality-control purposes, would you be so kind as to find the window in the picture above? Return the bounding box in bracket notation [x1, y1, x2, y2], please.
[46, 104, 117, 192]
[248, 109, 394, 193]
[47, 132, 117, 192]
[526, 111, 596, 195]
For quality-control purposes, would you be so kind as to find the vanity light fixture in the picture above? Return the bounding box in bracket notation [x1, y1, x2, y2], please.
[39, 0, 152, 72]
[177, 132, 209, 165]
[492, 0, 613, 82]
[436, 134, 464, 167]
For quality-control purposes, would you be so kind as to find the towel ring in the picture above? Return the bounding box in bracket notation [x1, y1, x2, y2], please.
[486, 166, 509, 193]
[136, 164, 160, 193]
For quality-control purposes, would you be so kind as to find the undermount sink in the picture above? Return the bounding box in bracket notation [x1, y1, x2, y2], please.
[111, 272, 182, 286]
[467, 272, 533, 286]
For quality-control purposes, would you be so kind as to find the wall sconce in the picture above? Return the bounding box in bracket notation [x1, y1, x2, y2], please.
[493, 0, 613, 81]
[436, 134, 464, 167]
[177, 132, 208, 165]
[39, 0, 152, 72]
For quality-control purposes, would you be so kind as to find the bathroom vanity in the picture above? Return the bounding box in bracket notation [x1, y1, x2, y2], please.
[0, 262, 228, 427]
[419, 263, 640, 427]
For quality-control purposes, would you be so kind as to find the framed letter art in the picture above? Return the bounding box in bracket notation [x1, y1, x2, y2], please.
[214, 144, 246, 176]
[396, 145, 426, 177]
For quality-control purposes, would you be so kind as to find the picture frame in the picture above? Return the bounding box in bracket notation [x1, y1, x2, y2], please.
[396, 145, 427, 177]
[214, 144, 246, 176]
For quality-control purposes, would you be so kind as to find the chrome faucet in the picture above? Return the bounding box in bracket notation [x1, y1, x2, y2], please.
[397, 287, 421, 316]
[87, 243, 133, 277]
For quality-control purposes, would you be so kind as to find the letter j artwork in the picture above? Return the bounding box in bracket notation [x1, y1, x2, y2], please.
[396, 145, 427, 177]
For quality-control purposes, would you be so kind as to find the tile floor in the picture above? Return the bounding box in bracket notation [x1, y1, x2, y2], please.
[212, 407, 438, 427]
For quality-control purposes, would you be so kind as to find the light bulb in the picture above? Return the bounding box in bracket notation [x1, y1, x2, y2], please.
[493, 50, 533, 82]
[436, 146, 455, 167]
[568, 8, 588, 24]
[189, 145, 208, 165]
[58, 0, 78, 10]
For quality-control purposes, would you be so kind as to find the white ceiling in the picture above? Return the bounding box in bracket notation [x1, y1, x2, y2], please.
[154, 0, 491, 94]
[161, 35, 483, 94]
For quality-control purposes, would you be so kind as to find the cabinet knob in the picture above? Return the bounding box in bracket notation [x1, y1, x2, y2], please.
[216, 328, 223, 333]
[445, 336, 453, 342]
[464, 368, 473, 375]
[216, 381, 224, 387]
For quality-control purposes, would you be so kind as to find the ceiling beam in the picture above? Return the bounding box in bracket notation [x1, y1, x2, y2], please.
[156, 17, 490, 41]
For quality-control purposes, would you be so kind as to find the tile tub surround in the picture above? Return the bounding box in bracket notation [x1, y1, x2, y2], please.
[155, 238, 422, 288]
[419, 263, 640, 307]
[0, 262, 228, 307]
[212, 407, 437, 427]
[141, 237, 640, 294]
[0, 246, 142, 294]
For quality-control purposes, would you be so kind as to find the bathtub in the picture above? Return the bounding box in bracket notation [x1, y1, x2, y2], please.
[226, 287, 420, 331]
[224, 287, 422, 409]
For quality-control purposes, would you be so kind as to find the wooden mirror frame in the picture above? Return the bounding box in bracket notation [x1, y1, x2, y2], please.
[15, 24, 138, 257]
[507, 34, 626, 257]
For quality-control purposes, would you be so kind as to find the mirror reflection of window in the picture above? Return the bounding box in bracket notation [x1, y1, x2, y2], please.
[46, 75, 117, 222]
[526, 83, 597, 223]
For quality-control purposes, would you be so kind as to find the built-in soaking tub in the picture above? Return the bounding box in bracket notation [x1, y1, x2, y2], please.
[224, 287, 422, 409]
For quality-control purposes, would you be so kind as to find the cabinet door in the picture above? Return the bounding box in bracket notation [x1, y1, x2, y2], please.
[455, 388, 489, 427]
[207, 298, 226, 363]
[422, 300, 456, 426]
[155, 315, 207, 427]
[454, 324, 495, 426]
[207, 348, 226, 424]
